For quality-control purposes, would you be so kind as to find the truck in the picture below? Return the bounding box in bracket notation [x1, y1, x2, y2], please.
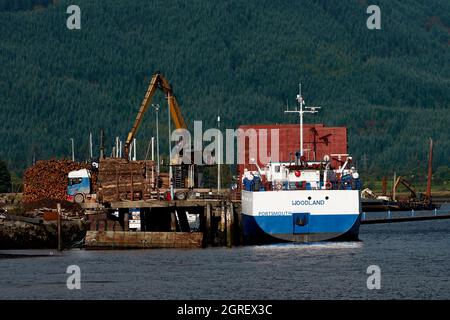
[66, 168, 94, 203]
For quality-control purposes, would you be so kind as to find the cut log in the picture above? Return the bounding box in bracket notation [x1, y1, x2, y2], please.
[23, 159, 98, 203]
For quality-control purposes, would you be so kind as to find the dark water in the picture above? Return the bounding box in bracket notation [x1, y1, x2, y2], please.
[1, 219, 450, 299]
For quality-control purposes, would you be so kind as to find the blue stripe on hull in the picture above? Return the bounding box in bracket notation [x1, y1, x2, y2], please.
[242, 213, 360, 244]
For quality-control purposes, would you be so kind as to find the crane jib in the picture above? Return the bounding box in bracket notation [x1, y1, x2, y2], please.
[124, 73, 187, 157]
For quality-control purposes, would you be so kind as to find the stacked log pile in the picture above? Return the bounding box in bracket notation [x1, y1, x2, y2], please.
[23, 159, 98, 203]
[97, 158, 168, 202]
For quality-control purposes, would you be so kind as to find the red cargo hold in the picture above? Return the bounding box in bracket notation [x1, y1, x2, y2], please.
[236, 123, 348, 178]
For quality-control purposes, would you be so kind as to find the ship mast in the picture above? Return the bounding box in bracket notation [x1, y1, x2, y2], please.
[284, 83, 320, 158]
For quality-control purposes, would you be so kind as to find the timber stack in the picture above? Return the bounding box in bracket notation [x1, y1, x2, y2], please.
[23, 159, 97, 203]
[97, 158, 169, 202]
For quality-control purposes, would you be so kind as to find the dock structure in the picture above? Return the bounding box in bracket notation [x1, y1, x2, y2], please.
[82, 196, 450, 249]
[361, 206, 450, 224]
[83, 198, 242, 249]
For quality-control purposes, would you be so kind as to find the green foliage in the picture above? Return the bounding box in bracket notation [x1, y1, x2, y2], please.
[10, 172, 23, 193]
[0, 0, 51, 11]
[434, 166, 450, 185]
[0, 160, 12, 192]
[0, 0, 449, 177]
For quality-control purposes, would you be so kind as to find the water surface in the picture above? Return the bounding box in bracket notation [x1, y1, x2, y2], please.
[1, 220, 449, 299]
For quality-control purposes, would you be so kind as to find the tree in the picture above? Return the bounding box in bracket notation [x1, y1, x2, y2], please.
[0, 160, 12, 193]
[434, 166, 450, 185]
[1, 1, 450, 175]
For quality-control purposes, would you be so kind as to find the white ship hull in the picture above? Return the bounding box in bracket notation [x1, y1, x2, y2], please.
[241, 189, 361, 244]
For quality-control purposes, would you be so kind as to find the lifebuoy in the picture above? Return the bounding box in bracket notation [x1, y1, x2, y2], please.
[325, 182, 332, 190]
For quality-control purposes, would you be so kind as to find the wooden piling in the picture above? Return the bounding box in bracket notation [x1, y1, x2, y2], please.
[236, 202, 243, 245]
[205, 203, 212, 246]
[220, 202, 226, 233]
[57, 203, 62, 251]
[170, 211, 177, 231]
[123, 209, 129, 231]
[227, 201, 234, 247]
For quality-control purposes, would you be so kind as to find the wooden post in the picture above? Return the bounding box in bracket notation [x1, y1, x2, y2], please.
[227, 202, 234, 247]
[216, 202, 226, 246]
[57, 203, 62, 251]
[220, 202, 226, 233]
[237, 203, 243, 245]
[124, 209, 129, 231]
[141, 208, 147, 231]
[205, 203, 211, 246]
[170, 211, 177, 231]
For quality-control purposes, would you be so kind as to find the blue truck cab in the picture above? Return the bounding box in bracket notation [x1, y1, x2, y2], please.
[67, 169, 91, 203]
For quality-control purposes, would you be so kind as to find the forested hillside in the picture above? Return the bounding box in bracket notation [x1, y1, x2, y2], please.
[1, 0, 449, 177]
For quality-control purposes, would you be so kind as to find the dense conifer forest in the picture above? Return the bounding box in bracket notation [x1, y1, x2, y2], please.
[1, 0, 449, 182]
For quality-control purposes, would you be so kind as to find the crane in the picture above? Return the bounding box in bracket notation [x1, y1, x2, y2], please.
[393, 176, 417, 200]
[124, 72, 187, 157]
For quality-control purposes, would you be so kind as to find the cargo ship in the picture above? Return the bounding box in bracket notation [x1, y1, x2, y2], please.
[241, 86, 362, 244]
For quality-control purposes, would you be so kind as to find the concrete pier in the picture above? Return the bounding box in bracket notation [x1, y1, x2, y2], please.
[84, 199, 242, 249]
